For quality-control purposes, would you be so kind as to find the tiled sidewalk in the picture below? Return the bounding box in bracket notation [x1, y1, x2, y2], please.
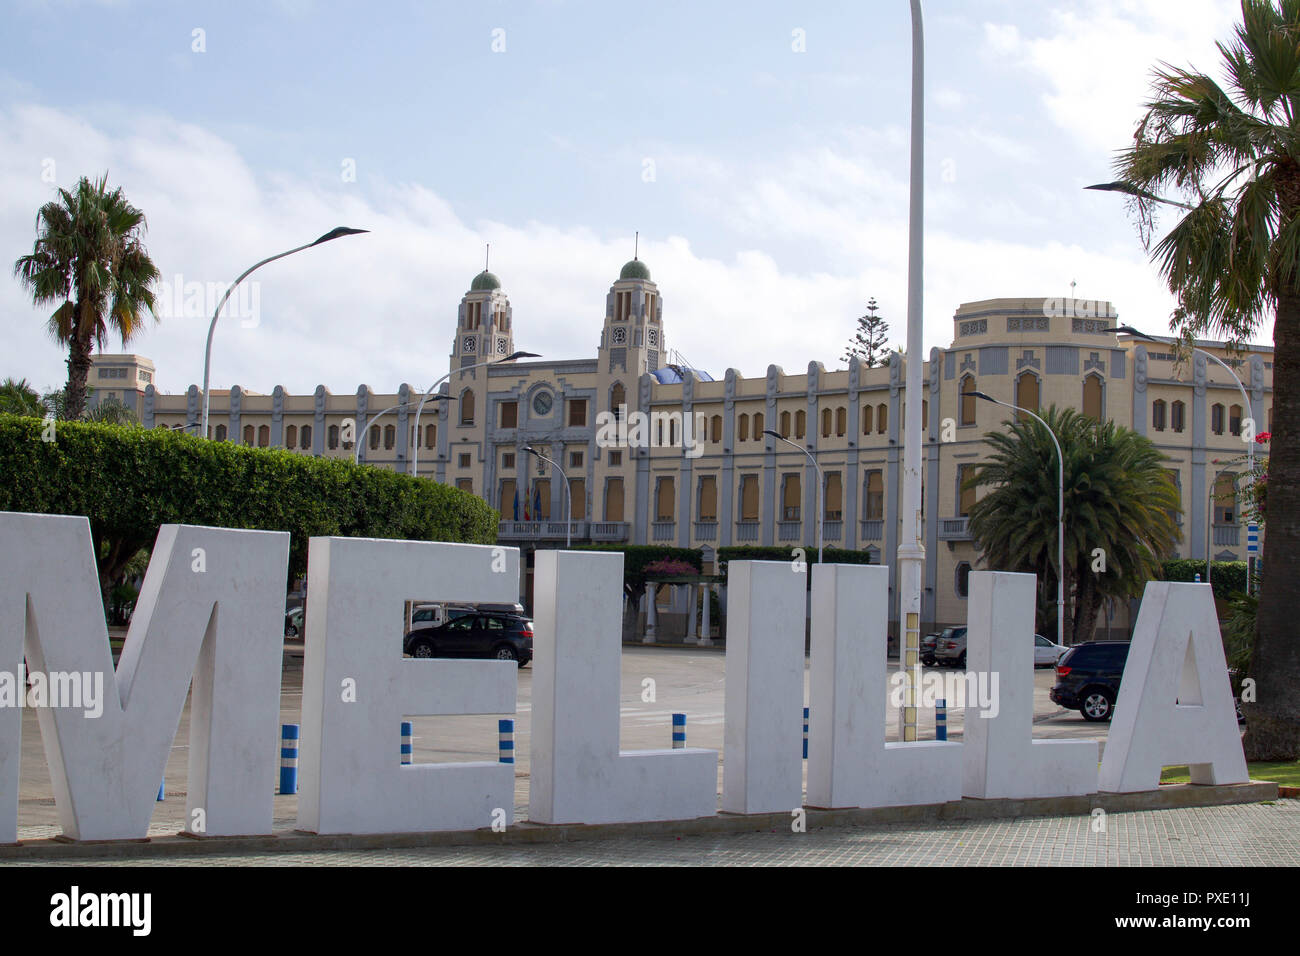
[13, 800, 1297, 866]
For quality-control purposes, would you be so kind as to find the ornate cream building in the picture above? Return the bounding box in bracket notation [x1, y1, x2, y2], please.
[94, 259, 1274, 637]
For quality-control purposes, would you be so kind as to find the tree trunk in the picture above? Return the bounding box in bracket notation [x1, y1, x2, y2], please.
[1243, 285, 1300, 760]
[64, 301, 93, 420]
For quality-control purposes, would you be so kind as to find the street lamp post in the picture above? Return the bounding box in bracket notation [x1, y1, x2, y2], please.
[1115, 324, 1256, 590]
[763, 430, 823, 564]
[897, 0, 927, 742]
[410, 351, 541, 478]
[964, 391, 1066, 645]
[523, 445, 570, 548]
[353, 396, 452, 465]
[201, 227, 368, 435]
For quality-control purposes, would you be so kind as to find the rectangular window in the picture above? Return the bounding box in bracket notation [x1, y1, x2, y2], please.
[569, 478, 586, 521]
[568, 399, 587, 427]
[782, 473, 801, 521]
[500, 401, 518, 429]
[740, 475, 760, 521]
[608, 450, 622, 467]
[824, 472, 842, 520]
[499, 479, 516, 515]
[456, 478, 473, 494]
[459, 453, 471, 468]
[865, 471, 884, 521]
[502, 452, 515, 469]
[604, 477, 625, 521]
[698, 475, 718, 521]
[656, 477, 675, 521]
[958, 464, 977, 517]
[569, 450, 583, 468]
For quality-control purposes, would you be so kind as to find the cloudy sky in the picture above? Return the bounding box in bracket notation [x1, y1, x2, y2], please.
[0, 0, 1263, 397]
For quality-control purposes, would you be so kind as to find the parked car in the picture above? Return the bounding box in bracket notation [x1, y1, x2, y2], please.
[933, 626, 968, 667]
[284, 606, 303, 638]
[933, 627, 1062, 669]
[1034, 634, 1068, 668]
[1050, 641, 1130, 721]
[403, 610, 533, 667]
[921, 632, 941, 666]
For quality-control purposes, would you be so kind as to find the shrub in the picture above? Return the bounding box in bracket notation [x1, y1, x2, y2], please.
[0, 415, 498, 599]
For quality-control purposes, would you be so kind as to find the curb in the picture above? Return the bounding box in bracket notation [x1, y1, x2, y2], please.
[0, 781, 1276, 861]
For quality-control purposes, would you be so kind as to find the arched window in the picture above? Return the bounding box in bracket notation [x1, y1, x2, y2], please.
[655, 476, 675, 521]
[215, 424, 227, 442]
[740, 474, 760, 521]
[286, 424, 297, 448]
[300, 425, 312, 450]
[822, 408, 832, 438]
[959, 375, 977, 426]
[824, 472, 842, 519]
[1171, 400, 1186, 433]
[604, 478, 625, 521]
[862, 405, 873, 435]
[1082, 375, 1103, 421]
[795, 410, 806, 438]
[698, 475, 717, 521]
[780, 410, 791, 438]
[610, 383, 626, 422]
[781, 473, 801, 521]
[460, 389, 475, 425]
[835, 407, 846, 437]
[369, 424, 381, 450]
[328, 424, 339, 450]
[1229, 404, 1242, 436]
[864, 471, 884, 520]
[1211, 403, 1225, 435]
[257, 425, 269, 447]
[1014, 373, 1039, 422]
[710, 415, 722, 442]
[1152, 400, 1166, 431]
[426, 423, 436, 449]
[384, 424, 395, 450]
[876, 403, 888, 434]
[243, 424, 254, 445]
[753, 412, 764, 436]
[737, 414, 749, 442]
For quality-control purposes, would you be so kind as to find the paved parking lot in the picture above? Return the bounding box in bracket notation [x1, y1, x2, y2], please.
[12, 646, 1112, 840]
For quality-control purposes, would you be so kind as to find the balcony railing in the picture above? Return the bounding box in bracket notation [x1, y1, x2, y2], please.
[860, 519, 884, 541]
[652, 520, 675, 541]
[693, 521, 718, 540]
[589, 522, 629, 542]
[497, 520, 589, 541]
[1212, 523, 1240, 547]
[735, 521, 760, 542]
[939, 516, 973, 540]
[777, 520, 802, 542]
[822, 520, 842, 541]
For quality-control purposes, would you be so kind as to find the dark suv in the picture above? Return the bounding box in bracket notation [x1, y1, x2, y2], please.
[1050, 641, 1130, 721]
[403, 611, 533, 667]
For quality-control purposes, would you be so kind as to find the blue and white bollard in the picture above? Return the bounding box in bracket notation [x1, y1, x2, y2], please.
[672, 713, 686, 749]
[499, 719, 515, 764]
[280, 724, 299, 795]
[157, 779, 165, 802]
[401, 721, 413, 765]
[803, 706, 809, 759]
[936, 699, 947, 741]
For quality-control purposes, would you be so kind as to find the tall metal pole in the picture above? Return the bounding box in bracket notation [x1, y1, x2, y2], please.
[201, 227, 367, 435]
[524, 446, 570, 548]
[965, 391, 1065, 644]
[897, 0, 926, 741]
[764, 430, 823, 563]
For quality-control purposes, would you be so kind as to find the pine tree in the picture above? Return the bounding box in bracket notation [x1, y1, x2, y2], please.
[843, 298, 890, 367]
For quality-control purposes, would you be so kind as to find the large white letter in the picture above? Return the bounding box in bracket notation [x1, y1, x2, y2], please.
[296, 537, 519, 834]
[807, 563, 962, 808]
[722, 560, 806, 813]
[1099, 581, 1248, 792]
[0, 513, 288, 841]
[962, 570, 1098, 798]
[529, 550, 716, 824]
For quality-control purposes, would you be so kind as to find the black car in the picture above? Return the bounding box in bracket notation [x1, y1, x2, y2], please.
[403, 611, 533, 667]
[1050, 641, 1130, 721]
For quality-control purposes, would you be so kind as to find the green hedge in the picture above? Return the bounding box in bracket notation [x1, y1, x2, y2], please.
[0, 415, 498, 590]
[1159, 558, 1248, 601]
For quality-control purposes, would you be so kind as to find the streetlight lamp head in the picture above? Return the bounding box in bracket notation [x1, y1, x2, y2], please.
[1114, 323, 1155, 341]
[963, 389, 996, 403]
[311, 227, 370, 246]
[522, 445, 537, 455]
[504, 351, 541, 362]
[761, 429, 781, 440]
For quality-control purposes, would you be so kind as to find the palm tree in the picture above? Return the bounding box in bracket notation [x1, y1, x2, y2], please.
[964, 406, 1181, 644]
[0, 377, 46, 416]
[13, 174, 160, 420]
[1112, 0, 1300, 759]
